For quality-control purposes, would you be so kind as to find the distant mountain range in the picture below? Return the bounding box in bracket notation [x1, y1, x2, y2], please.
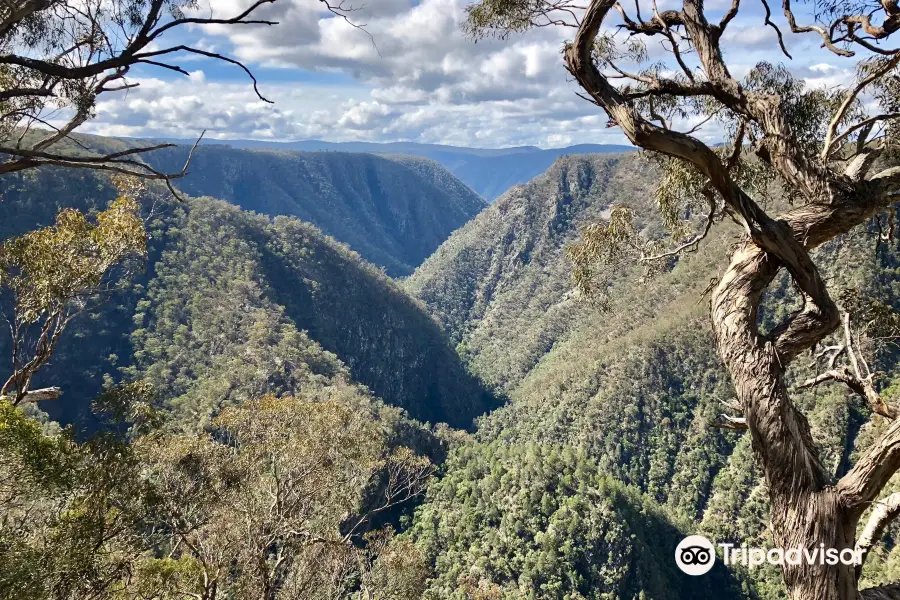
[124, 137, 636, 201]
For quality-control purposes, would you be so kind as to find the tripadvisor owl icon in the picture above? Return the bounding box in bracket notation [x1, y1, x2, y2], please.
[675, 535, 716, 575]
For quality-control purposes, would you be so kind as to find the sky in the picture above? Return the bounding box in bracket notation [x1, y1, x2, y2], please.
[79, 0, 867, 149]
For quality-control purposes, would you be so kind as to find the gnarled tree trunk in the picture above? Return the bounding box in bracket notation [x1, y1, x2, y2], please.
[713, 238, 900, 600]
[557, 0, 900, 595]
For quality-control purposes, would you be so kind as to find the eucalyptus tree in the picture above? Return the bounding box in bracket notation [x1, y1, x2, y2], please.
[465, 0, 900, 598]
[0, 183, 146, 405]
[129, 394, 433, 600]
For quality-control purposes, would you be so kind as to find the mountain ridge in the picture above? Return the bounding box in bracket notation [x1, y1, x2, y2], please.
[118, 135, 636, 201]
[28, 131, 489, 277]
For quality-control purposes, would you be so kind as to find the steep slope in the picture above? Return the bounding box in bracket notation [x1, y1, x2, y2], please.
[406, 153, 658, 390]
[129, 195, 495, 429]
[0, 165, 495, 430]
[74, 136, 488, 276]
[127, 136, 636, 201]
[406, 153, 900, 597]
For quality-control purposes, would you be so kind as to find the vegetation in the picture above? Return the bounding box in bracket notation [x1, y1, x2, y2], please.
[412, 440, 750, 599]
[0, 151, 478, 600]
[1, 52, 899, 600]
[6, 138, 900, 600]
[406, 153, 657, 390]
[0, 387, 436, 600]
[0, 183, 145, 405]
[407, 152, 900, 598]
[1, 0, 499, 596]
[458, 0, 900, 596]
[128, 193, 495, 429]
[0, 160, 496, 428]
[126, 143, 487, 276]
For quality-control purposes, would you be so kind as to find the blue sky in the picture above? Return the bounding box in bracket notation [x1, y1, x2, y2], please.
[79, 0, 872, 148]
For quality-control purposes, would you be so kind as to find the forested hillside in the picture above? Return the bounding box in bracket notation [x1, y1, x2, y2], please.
[138, 145, 486, 276]
[6, 0, 900, 594]
[406, 153, 900, 598]
[65, 135, 487, 276]
[406, 153, 658, 390]
[0, 166, 495, 430]
[5, 149, 899, 600]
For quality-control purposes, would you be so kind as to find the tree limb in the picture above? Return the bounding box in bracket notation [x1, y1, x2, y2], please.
[801, 366, 898, 418]
[640, 188, 717, 261]
[0, 0, 278, 86]
[856, 492, 900, 572]
[824, 55, 900, 159]
[783, 0, 855, 56]
[838, 416, 900, 512]
[712, 414, 749, 429]
[862, 585, 900, 600]
[830, 113, 900, 159]
[0, 386, 61, 404]
[0, 131, 205, 200]
[760, 0, 793, 59]
[800, 313, 899, 418]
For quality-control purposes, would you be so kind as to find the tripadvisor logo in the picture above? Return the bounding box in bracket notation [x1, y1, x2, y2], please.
[675, 534, 864, 576]
[676, 535, 716, 575]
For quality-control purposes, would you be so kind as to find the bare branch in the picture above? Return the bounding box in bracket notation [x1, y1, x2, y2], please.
[800, 313, 899, 418]
[0, 87, 54, 101]
[0, 0, 278, 103]
[783, 0, 855, 56]
[760, 0, 793, 59]
[319, 0, 381, 55]
[0, 386, 61, 403]
[842, 13, 900, 42]
[641, 189, 717, 261]
[615, 4, 683, 35]
[134, 46, 274, 103]
[720, 0, 740, 31]
[712, 413, 749, 429]
[856, 492, 900, 571]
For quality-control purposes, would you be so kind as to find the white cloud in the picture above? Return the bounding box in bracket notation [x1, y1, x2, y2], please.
[84, 0, 875, 147]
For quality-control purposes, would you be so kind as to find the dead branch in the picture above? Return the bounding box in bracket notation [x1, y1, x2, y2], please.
[800, 313, 898, 418]
[0, 386, 61, 404]
[856, 492, 900, 571]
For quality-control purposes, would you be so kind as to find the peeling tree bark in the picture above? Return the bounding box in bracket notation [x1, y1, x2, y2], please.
[856, 493, 900, 570]
[560, 0, 900, 597]
[707, 180, 900, 599]
[713, 242, 851, 600]
[708, 198, 900, 599]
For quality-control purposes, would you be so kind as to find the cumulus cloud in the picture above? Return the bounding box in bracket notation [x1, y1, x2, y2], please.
[83, 0, 870, 147]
